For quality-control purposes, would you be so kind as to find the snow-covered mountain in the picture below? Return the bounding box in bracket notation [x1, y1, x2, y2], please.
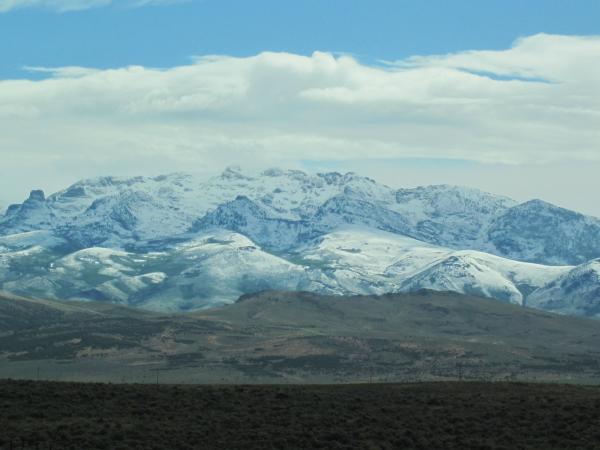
[1, 167, 599, 316]
[484, 200, 600, 266]
[0, 226, 574, 312]
[527, 260, 600, 318]
[1, 168, 386, 246]
[4, 167, 599, 265]
[393, 184, 517, 248]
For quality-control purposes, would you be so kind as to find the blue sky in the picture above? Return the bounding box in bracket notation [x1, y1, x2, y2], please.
[1, 0, 600, 216]
[2, 0, 600, 79]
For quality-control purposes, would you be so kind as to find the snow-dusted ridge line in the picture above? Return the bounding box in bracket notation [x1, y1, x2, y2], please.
[0, 225, 579, 315]
[1, 167, 599, 316]
[3, 166, 599, 265]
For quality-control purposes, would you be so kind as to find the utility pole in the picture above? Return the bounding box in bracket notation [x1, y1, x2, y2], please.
[150, 368, 168, 386]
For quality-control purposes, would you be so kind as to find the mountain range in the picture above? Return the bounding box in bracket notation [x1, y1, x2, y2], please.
[1, 167, 599, 317]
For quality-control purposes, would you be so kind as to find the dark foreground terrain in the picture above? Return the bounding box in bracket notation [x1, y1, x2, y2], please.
[1, 380, 600, 450]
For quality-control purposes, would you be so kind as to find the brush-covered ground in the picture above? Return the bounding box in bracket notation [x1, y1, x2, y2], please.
[1, 380, 600, 450]
[2, 290, 600, 384]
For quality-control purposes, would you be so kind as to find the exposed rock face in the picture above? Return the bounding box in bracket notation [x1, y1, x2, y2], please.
[485, 200, 600, 265]
[27, 190, 45, 202]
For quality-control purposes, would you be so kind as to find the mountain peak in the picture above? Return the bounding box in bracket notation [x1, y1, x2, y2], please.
[397, 184, 515, 203]
[151, 172, 194, 183]
[316, 171, 362, 185]
[27, 190, 45, 202]
[75, 175, 147, 188]
[517, 199, 584, 217]
[504, 199, 591, 222]
[520, 199, 558, 209]
[220, 166, 253, 180]
[1, 166, 600, 316]
[1, 167, 598, 267]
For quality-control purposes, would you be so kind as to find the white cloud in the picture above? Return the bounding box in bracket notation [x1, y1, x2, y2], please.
[0, 0, 182, 12]
[1, 34, 600, 215]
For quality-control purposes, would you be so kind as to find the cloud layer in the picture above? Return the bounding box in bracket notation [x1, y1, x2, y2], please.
[1, 34, 599, 213]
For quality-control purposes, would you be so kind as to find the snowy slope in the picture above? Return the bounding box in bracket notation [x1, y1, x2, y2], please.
[1, 168, 390, 246]
[293, 228, 448, 295]
[1, 167, 599, 315]
[3, 168, 600, 265]
[191, 196, 308, 251]
[0, 225, 575, 312]
[0, 230, 67, 251]
[293, 227, 571, 306]
[392, 184, 517, 247]
[527, 260, 600, 318]
[0, 229, 337, 311]
[396, 252, 569, 305]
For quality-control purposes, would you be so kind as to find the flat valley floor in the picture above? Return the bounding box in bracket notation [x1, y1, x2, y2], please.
[2, 380, 600, 450]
